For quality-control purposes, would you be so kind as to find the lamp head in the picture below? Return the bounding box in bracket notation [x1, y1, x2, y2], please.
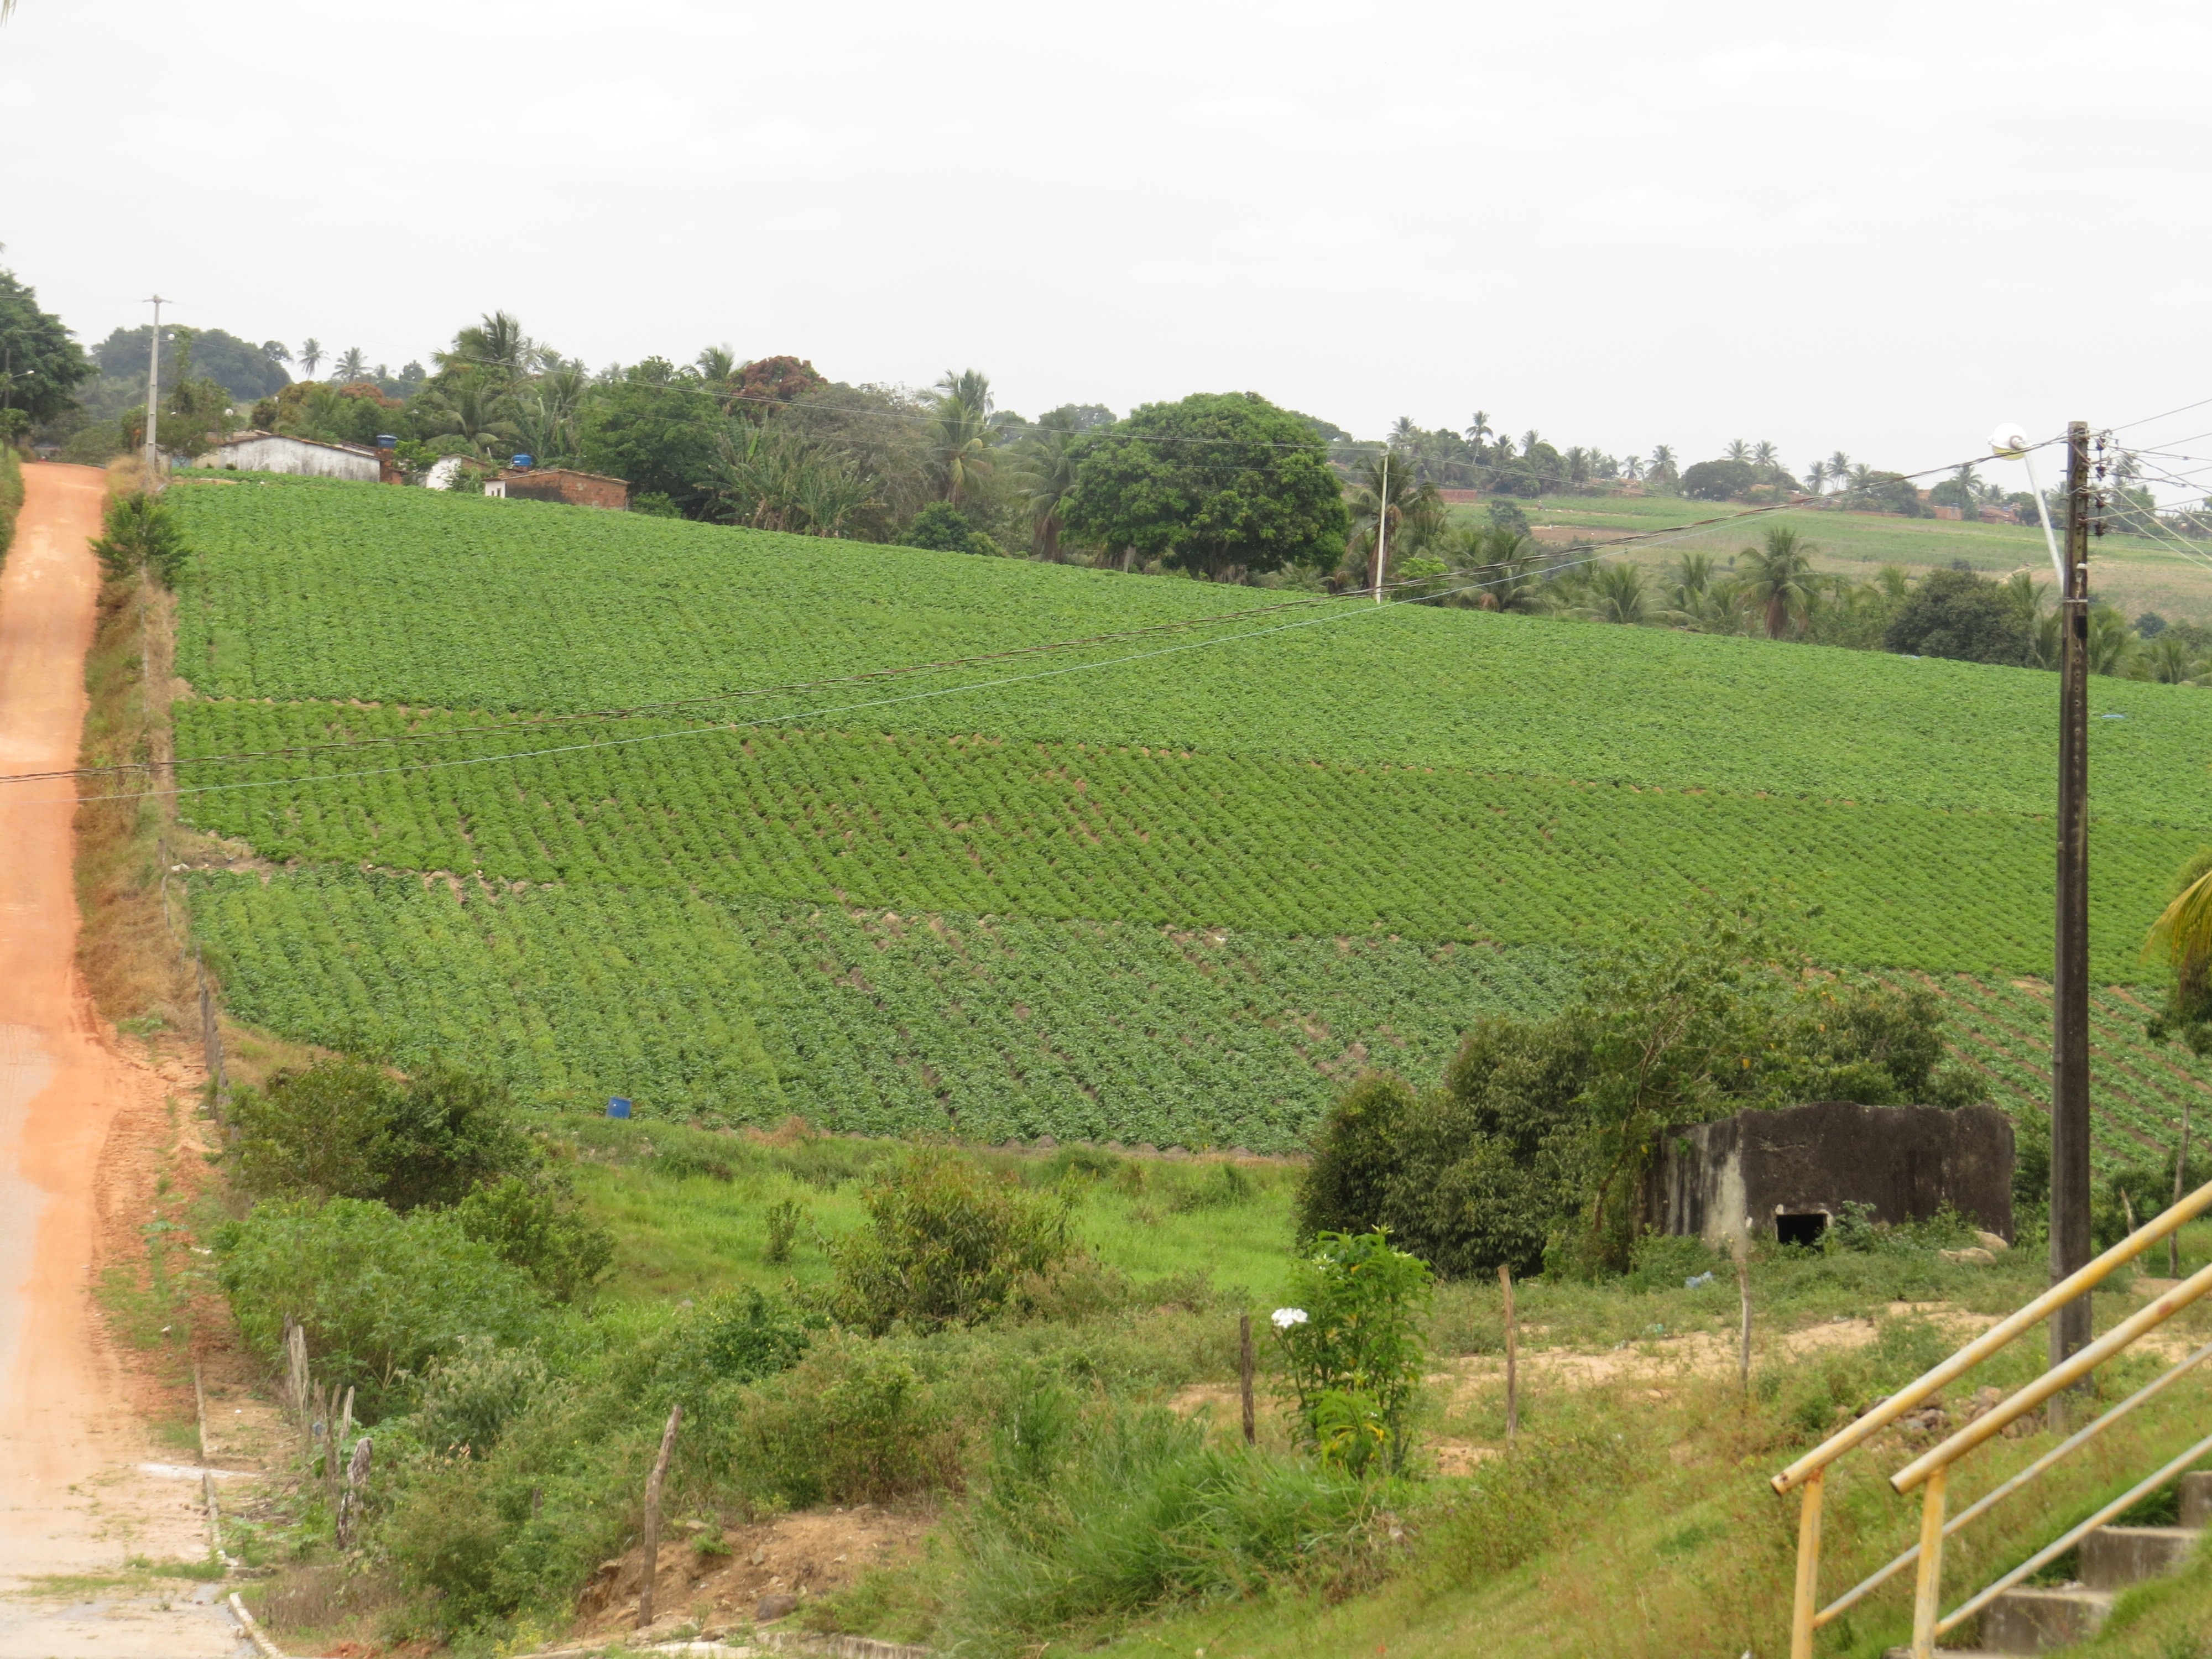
[1989, 422, 2032, 459]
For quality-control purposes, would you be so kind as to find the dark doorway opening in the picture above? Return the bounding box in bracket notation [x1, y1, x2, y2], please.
[1777, 1212, 1830, 1248]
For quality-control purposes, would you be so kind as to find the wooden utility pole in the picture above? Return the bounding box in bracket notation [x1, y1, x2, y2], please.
[2050, 418, 2094, 1376]
[1372, 452, 1390, 603]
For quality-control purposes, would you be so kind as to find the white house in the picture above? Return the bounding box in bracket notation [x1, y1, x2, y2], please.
[194, 431, 382, 482]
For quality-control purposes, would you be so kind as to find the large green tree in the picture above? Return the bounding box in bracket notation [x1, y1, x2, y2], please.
[577, 359, 719, 513]
[1883, 568, 2030, 665]
[1061, 392, 1348, 581]
[0, 267, 93, 425]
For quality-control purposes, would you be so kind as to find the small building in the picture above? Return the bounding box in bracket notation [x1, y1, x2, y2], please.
[1642, 1100, 2015, 1250]
[486, 466, 630, 511]
[194, 431, 381, 482]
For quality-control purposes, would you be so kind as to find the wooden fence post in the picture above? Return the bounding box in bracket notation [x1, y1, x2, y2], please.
[1736, 1246, 1754, 1394]
[337, 1436, 372, 1551]
[1238, 1312, 1255, 1446]
[1499, 1264, 1519, 1441]
[636, 1404, 683, 1630]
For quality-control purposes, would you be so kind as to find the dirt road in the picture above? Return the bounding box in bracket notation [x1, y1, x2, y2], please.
[0, 465, 241, 1655]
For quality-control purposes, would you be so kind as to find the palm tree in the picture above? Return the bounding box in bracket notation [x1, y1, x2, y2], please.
[696, 345, 737, 382]
[415, 378, 516, 456]
[1575, 561, 1651, 625]
[2144, 634, 2200, 685]
[1464, 410, 1494, 451]
[1389, 415, 1419, 451]
[1647, 444, 1678, 484]
[1827, 450, 1853, 486]
[929, 368, 996, 506]
[1345, 450, 1443, 593]
[1621, 453, 1645, 482]
[1751, 440, 1781, 479]
[1564, 446, 1592, 488]
[1725, 439, 1751, 465]
[1014, 410, 1083, 560]
[1736, 523, 1820, 639]
[2088, 606, 2136, 676]
[1804, 460, 1830, 495]
[1846, 463, 1877, 497]
[333, 347, 368, 384]
[298, 338, 324, 379]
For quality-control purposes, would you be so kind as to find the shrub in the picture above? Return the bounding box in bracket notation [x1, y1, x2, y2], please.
[89, 491, 189, 585]
[763, 1196, 805, 1264]
[822, 1149, 1078, 1334]
[726, 1330, 961, 1506]
[413, 1335, 555, 1457]
[453, 1176, 614, 1302]
[213, 1198, 542, 1415]
[1271, 1231, 1432, 1475]
[901, 501, 997, 555]
[229, 1058, 538, 1212]
[1296, 1071, 1417, 1243]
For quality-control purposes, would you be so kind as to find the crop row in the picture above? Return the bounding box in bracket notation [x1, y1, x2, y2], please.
[176, 701, 2204, 980]
[187, 868, 1580, 1146]
[1874, 969, 2212, 1174]
[166, 477, 2212, 827]
[186, 869, 788, 1116]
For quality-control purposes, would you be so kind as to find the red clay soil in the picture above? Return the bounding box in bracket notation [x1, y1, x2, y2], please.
[0, 465, 232, 1655]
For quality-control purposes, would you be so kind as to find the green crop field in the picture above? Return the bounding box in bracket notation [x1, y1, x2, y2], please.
[167, 476, 2212, 1157]
[1494, 492, 2212, 622]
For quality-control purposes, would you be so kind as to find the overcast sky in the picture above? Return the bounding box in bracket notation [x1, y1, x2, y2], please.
[4, 0, 2208, 492]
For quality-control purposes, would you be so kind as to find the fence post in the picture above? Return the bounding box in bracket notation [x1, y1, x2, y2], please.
[1736, 1244, 1754, 1395]
[637, 1404, 683, 1630]
[337, 1436, 372, 1551]
[1499, 1264, 1519, 1440]
[1239, 1312, 1255, 1446]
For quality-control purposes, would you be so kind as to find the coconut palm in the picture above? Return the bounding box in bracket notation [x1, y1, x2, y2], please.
[696, 345, 737, 382]
[333, 347, 368, 384]
[1014, 410, 1083, 560]
[1725, 439, 1751, 464]
[928, 369, 995, 506]
[1647, 444, 1678, 484]
[1389, 415, 1419, 451]
[1621, 453, 1645, 482]
[414, 377, 516, 456]
[1575, 561, 1651, 625]
[2143, 634, 2201, 685]
[1736, 523, 1820, 639]
[1564, 446, 1593, 488]
[298, 338, 323, 378]
[1804, 460, 1829, 495]
[1464, 410, 1494, 451]
[1345, 450, 1444, 593]
[1751, 439, 1781, 479]
[2088, 605, 2137, 676]
[1827, 450, 1853, 484]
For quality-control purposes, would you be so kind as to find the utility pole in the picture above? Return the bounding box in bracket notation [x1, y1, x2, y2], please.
[2050, 418, 2093, 1375]
[143, 295, 168, 488]
[1373, 451, 1389, 603]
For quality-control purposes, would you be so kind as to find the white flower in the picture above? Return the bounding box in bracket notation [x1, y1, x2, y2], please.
[1271, 1307, 1308, 1330]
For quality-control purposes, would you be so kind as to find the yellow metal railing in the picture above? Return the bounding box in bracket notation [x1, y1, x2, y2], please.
[1771, 1178, 2212, 1658]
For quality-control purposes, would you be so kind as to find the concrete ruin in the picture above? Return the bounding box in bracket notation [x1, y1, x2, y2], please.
[1642, 1100, 2015, 1250]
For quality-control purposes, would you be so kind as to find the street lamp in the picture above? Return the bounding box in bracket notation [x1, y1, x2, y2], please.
[1990, 421, 2065, 589]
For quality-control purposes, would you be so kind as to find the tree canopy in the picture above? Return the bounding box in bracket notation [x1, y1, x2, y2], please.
[1882, 568, 2030, 665]
[0, 268, 93, 422]
[1060, 392, 1347, 580]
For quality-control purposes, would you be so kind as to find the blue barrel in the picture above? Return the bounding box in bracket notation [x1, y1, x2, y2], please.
[607, 1097, 632, 1119]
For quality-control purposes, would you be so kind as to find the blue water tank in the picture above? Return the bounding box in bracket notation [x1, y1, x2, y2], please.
[607, 1097, 632, 1119]
[375, 434, 398, 449]
[512, 453, 534, 469]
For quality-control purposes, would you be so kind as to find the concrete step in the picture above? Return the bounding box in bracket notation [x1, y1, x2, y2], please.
[2182, 1471, 2212, 1530]
[2079, 1525, 2199, 1589]
[1978, 1585, 2116, 1652]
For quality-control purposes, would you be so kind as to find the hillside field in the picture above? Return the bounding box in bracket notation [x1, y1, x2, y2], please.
[166, 476, 2212, 1159]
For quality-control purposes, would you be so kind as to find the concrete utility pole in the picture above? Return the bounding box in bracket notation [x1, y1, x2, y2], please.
[2051, 418, 2094, 1374]
[1373, 451, 1389, 603]
[142, 295, 168, 487]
